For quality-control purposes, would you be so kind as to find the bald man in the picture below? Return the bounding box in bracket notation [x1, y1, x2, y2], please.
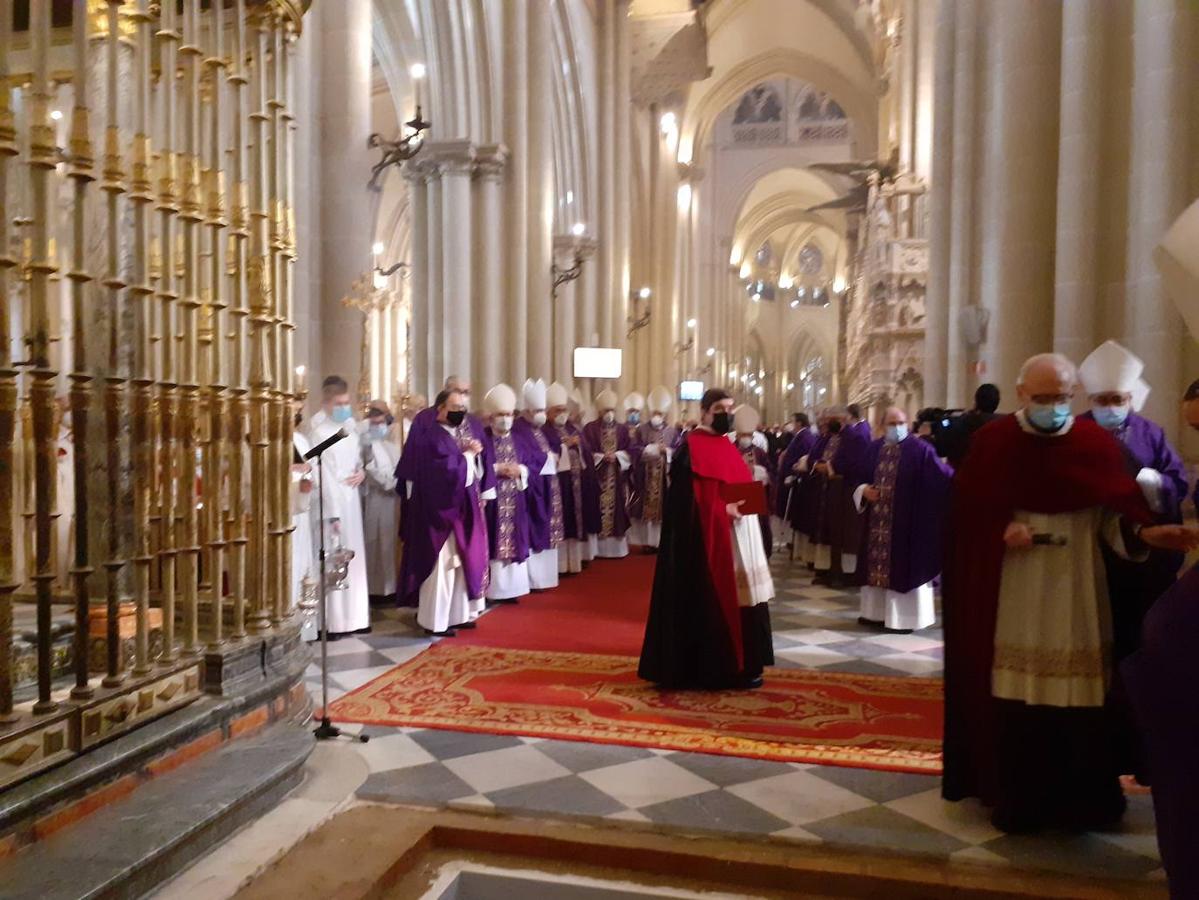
[942, 353, 1198, 834]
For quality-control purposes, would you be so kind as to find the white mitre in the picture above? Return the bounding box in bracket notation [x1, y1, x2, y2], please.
[521, 378, 547, 410]
[1079, 340, 1151, 411]
[648, 386, 673, 414]
[595, 389, 619, 412]
[568, 387, 585, 413]
[733, 404, 761, 433]
[546, 382, 569, 409]
[1155, 198, 1199, 339]
[484, 383, 517, 414]
[623, 392, 645, 411]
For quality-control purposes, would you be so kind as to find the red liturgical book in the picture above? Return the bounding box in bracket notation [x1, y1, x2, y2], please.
[720, 481, 768, 517]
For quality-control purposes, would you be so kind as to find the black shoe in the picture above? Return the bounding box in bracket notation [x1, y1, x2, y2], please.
[455, 621, 477, 630]
[738, 675, 765, 690]
[491, 597, 520, 605]
[857, 616, 885, 628]
[423, 628, 456, 637]
[883, 626, 913, 635]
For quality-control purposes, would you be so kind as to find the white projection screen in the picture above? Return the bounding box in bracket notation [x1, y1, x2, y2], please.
[573, 347, 623, 379]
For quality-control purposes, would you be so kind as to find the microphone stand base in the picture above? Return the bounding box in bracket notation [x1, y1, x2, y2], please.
[313, 716, 370, 743]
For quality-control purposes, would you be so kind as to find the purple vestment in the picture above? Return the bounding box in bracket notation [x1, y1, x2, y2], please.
[394, 421, 490, 606]
[790, 431, 830, 538]
[776, 427, 818, 519]
[810, 427, 873, 553]
[512, 417, 564, 552]
[546, 422, 586, 540]
[629, 422, 681, 525]
[484, 428, 535, 564]
[582, 419, 633, 538]
[857, 435, 952, 593]
[851, 419, 873, 442]
[1122, 563, 1199, 900]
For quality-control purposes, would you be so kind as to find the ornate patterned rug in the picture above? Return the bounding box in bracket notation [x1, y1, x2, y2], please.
[328, 643, 943, 773]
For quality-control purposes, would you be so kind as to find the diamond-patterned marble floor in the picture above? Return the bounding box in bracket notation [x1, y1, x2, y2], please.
[303, 553, 1163, 883]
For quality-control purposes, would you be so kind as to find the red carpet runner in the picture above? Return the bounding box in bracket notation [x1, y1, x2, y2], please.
[329, 555, 944, 773]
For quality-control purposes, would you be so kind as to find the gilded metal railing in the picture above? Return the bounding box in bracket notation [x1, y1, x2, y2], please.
[0, 0, 306, 792]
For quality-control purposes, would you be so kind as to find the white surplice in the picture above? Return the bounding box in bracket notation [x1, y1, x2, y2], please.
[306, 410, 370, 634]
[732, 515, 774, 607]
[990, 411, 1144, 708]
[291, 431, 316, 611]
[362, 435, 401, 597]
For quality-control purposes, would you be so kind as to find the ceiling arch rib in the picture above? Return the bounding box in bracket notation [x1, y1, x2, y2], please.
[680, 48, 878, 168]
[702, 0, 877, 79]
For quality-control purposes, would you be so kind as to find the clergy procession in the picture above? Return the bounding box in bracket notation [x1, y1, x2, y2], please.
[289, 336, 1199, 880]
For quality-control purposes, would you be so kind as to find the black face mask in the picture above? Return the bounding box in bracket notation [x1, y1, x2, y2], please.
[710, 411, 732, 435]
[827, 420, 842, 434]
[294, 412, 303, 427]
[446, 409, 466, 427]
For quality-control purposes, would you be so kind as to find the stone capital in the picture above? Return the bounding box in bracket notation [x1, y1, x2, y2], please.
[421, 139, 477, 176]
[473, 143, 510, 182]
[553, 234, 598, 262]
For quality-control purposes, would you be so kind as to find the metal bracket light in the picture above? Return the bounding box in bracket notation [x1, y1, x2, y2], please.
[551, 255, 585, 300]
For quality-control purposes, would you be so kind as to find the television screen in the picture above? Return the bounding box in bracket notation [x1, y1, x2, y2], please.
[679, 380, 704, 401]
[573, 347, 623, 379]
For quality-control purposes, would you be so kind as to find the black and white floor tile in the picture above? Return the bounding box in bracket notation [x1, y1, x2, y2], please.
[303, 554, 1162, 884]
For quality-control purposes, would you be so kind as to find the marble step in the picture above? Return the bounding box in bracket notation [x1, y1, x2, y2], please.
[0, 721, 312, 900]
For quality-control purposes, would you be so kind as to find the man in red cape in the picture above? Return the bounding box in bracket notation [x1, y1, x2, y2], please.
[942, 353, 1197, 833]
[639, 389, 774, 690]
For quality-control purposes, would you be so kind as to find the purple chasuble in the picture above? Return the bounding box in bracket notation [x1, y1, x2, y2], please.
[512, 417, 563, 552]
[630, 422, 680, 525]
[484, 428, 533, 563]
[547, 422, 586, 540]
[582, 419, 633, 538]
[394, 422, 489, 606]
[859, 435, 952, 593]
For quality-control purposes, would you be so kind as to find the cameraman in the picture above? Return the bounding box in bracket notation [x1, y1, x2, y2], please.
[936, 383, 1001, 467]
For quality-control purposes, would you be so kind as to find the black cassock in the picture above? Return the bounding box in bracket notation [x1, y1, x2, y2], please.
[638, 433, 773, 690]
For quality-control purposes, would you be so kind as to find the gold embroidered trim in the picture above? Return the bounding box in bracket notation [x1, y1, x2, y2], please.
[992, 643, 1107, 680]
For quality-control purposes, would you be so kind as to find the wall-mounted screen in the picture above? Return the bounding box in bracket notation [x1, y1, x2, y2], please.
[679, 380, 704, 401]
[573, 347, 623, 379]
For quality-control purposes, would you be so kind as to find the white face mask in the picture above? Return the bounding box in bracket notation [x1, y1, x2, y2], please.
[885, 423, 908, 444]
[554, 412, 568, 427]
[602, 411, 616, 425]
[493, 414, 514, 434]
[531, 411, 547, 427]
[737, 435, 753, 449]
[650, 414, 664, 428]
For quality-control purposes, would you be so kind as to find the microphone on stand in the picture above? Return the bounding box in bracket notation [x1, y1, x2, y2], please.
[304, 428, 348, 460]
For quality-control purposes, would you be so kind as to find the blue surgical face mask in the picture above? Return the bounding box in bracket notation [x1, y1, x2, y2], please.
[330, 404, 353, 424]
[627, 411, 641, 425]
[1027, 402, 1071, 432]
[885, 424, 908, 444]
[1092, 404, 1129, 430]
[368, 424, 387, 440]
